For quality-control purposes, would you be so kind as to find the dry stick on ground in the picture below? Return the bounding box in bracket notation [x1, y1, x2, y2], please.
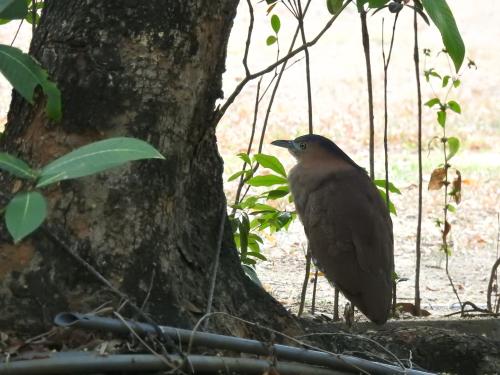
[212, 0, 352, 127]
[359, 7, 375, 181]
[381, 13, 399, 316]
[413, 7, 423, 317]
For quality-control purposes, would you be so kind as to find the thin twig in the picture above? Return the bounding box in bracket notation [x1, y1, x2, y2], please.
[243, 0, 254, 77]
[257, 0, 313, 154]
[413, 6, 423, 316]
[231, 79, 262, 214]
[204, 197, 228, 330]
[359, 8, 375, 180]
[187, 311, 370, 375]
[297, 332, 406, 372]
[296, 0, 313, 135]
[10, 19, 24, 46]
[441, 127, 462, 310]
[381, 13, 399, 213]
[212, 0, 352, 126]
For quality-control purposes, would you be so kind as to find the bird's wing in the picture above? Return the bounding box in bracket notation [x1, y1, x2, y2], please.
[303, 170, 393, 323]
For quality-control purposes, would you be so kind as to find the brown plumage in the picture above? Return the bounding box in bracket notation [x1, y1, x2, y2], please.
[271, 134, 394, 324]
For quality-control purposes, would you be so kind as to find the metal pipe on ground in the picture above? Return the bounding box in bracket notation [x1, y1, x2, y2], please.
[53, 312, 435, 375]
[0, 351, 351, 375]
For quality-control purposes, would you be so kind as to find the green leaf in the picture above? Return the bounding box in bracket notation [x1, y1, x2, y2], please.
[254, 153, 286, 177]
[267, 187, 289, 200]
[247, 174, 287, 187]
[446, 203, 456, 213]
[373, 179, 402, 194]
[447, 136, 460, 159]
[270, 14, 280, 33]
[437, 110, 446, 127]
[422, 0, 465, 72]
[247, 251, 267, 261]
[238, 214, 250, 256]
[0, 0, 27, 19]
[228, 170, 245, 182]
[37, 137, 165, 188]
[424, 98, 440, 108]
[447, 100, 461, 114]
[442, 75, 450, 87]
[368, 0, 389, 8]
[453, 78, 461, 88]
[242, 264, 263, 286]
[237, 152, 251, 165]
[0, 45, 61, 121]
[0, 152, 37, 179]
[266, 35, 277, 46]
[5, 191, 47, 243]
[377, 189, 396, 215]
[326, 0, 343, 15]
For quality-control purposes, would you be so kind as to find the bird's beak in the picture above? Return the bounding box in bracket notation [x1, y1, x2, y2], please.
[271, 140, 293, 149]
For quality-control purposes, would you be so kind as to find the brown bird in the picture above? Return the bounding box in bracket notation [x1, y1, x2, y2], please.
[271, 134, 394, 324]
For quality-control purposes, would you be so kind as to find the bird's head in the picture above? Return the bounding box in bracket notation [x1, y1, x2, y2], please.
[271, 134, 360, 169]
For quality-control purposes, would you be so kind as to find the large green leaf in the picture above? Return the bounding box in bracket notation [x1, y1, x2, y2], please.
[422, 0, 465, 72]
[5, 191, 47, 243]
[0, 0, 27, 20]
[37, 137, 165, 188]
[247, 174, 288, 187]
[254, 153, 286, 177]
[0, 152, 37, 179]
[0, 45, 61, 120]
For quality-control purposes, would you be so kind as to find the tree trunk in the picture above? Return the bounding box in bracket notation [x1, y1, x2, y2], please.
[0, 0, 296, 338]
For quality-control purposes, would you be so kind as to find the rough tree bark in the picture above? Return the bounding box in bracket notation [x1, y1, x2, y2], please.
[0, 0, 297, 338]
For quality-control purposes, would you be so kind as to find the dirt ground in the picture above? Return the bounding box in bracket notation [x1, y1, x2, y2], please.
[0, 2, 498, 320]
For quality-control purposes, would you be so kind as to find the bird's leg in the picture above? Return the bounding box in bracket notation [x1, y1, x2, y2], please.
[333, 288, 340, 321]
[343, 302, 354, 328]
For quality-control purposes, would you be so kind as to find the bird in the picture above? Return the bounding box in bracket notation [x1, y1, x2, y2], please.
[271, 134, 394, 324]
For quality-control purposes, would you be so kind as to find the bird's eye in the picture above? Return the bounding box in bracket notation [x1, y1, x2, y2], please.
[299, 142, 306, 150]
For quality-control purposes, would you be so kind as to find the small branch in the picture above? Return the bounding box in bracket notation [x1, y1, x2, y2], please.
[204, 197, 228, 329]
[213, 0, 352, 126]
[487, 257, 500, 313]
[242, 0, 255, 77]
[381, 14, 400, 214]
[413, 7, 423, 316]
[359, 8, 375, 180]
[231, 79, 262, 214]
[297, 0, 314, 135]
